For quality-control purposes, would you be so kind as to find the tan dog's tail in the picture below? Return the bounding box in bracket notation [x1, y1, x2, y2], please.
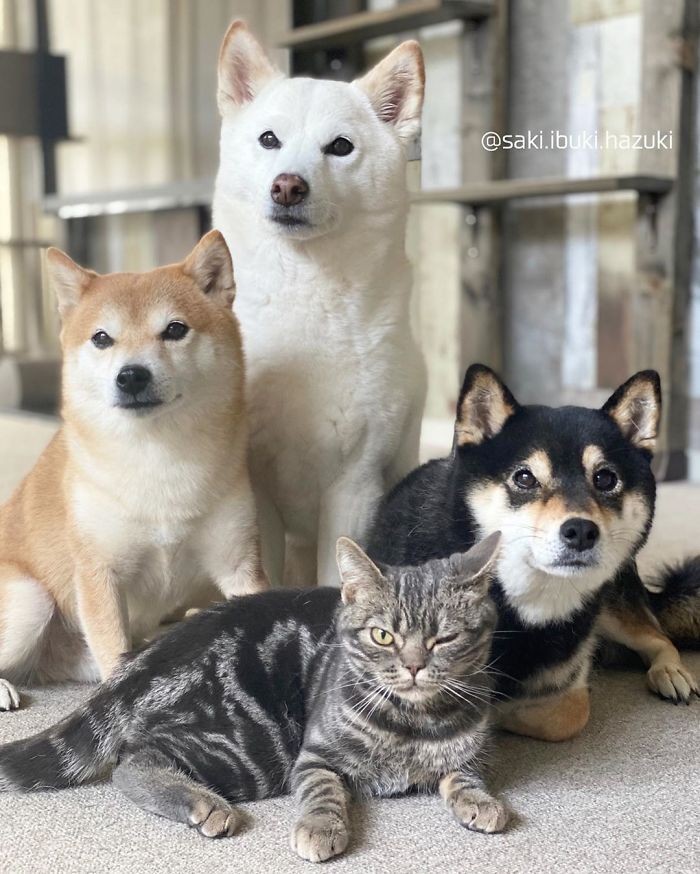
[646, 558, 700, 648]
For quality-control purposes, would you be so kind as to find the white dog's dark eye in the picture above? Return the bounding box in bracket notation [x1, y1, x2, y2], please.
[513, 468, 539, 489]
[324, 137, 354, 157]
[91, 331, 113, 349]
[594, 468, 618, 492]
[259, 131, 281, 149]
[161, 321, 189, 341]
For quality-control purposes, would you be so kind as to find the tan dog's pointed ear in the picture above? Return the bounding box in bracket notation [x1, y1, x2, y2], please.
[602, 370, 661, 455]
[455, 364, 519, 447]
[46, 248, 95, 319]
[183, 230, 235, 307]
[217, 20, 281, 114]
[353, 40, 425, 143]
[336, 537, 385, 605]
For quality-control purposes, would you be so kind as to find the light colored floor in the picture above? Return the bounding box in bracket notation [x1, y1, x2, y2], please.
[0, 412, 698, 873]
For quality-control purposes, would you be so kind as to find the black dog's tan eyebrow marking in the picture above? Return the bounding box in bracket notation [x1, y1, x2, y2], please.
[522, 450, 553, 487]
[582, 445, 606, 477]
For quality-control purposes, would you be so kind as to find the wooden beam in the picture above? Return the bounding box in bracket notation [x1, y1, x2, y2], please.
[633, 0, 697, 479]
[279, 1, 493, 51]
[413, 174, 674, 206]
[457, 0, 508, 380]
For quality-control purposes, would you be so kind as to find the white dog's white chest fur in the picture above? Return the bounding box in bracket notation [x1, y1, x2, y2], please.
[233, 257, 418, 531]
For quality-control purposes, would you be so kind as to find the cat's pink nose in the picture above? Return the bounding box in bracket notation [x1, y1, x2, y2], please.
[406, 662, 425, 679]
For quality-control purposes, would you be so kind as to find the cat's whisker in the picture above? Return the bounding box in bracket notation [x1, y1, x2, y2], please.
[440, 682, 492, 712]
[443, 680, 496, 706]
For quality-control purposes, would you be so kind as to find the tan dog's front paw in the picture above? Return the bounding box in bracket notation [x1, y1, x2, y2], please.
[188, 796, 241, 838]
[647, 661, 699, 704]
[0, 679, 20, 711]
[449, 788, 508, 834]
[291, 814, 349, 863]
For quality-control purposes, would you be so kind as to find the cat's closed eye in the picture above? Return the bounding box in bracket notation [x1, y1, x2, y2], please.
[429, 633, 460, 649]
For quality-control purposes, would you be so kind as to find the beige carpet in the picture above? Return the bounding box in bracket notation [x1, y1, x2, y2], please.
[0, 412, 698, 873]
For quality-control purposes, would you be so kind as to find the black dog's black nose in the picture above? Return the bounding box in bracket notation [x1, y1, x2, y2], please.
[116, 365, 152, 396]
[560, 518, 600, 552]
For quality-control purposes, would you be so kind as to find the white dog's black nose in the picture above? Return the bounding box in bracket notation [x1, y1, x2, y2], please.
[116, 365, 152, 396]
[271, 173, 309, 206]
[560, 518, 600, 552]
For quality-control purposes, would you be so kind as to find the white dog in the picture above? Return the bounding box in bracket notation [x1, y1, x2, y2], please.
[213, 21, 426, 586]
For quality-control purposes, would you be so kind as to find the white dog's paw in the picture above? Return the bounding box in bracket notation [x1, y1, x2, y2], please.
[291, 813, 349, 863]
[0, 679, 20, 711]
[647, 660, 699, 704]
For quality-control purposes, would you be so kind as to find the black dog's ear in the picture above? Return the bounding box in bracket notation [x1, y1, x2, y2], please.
[455, 364, 519, 447]
[602, 370, 661, 454]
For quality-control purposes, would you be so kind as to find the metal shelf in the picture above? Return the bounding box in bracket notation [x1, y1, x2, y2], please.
[43, 179, 214, 220]
[43, 174, 672, 221]
[412, 174, 674, 206]
[280, 1, 493, 51]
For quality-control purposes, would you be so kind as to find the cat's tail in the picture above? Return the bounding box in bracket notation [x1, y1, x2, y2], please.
[645, 557, 700, 647]
[0, 686, 126, 792]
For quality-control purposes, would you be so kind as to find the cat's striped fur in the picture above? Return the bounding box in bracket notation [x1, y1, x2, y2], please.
[0, 534, 505, 862]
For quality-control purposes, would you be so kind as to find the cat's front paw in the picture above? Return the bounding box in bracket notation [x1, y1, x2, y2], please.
[647, 660, 698, 704]
[0, 679, 20, 711]
[188, 796, 241, 838]
[291, 813, 349, 863]
[449, 788, 508, 834]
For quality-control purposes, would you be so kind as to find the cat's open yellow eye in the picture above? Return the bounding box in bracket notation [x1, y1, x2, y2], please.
[370, 627, 394, 646]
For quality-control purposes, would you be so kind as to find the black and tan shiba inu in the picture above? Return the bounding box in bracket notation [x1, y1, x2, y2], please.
[368, 364, 698, 741]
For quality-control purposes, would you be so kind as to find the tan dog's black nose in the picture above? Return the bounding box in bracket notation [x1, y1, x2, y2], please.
[116, 365, 152, 396]
[270, 173, 309, 206]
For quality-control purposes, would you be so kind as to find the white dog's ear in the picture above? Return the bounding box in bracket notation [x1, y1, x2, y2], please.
[217, 20, 280, 114]
[183, 230, 236, 307]
[353, 40, 425, 142]
[46, 248, 96, 319]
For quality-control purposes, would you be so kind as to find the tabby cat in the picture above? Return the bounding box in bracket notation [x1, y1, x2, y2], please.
[0, 533, 506, 863]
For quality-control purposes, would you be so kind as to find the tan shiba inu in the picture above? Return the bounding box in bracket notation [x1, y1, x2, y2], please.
[0, 231, 268, 711]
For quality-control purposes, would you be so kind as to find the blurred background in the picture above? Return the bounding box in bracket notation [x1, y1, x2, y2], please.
[0, 0, 698, 479]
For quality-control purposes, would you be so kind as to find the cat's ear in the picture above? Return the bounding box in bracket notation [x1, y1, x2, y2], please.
[455, 364, 519, 447]
[602, 370, 661, 455]
[446, 532, 501, 590]
[217, 20, 281, 114]
[337, 537, 385, 604]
